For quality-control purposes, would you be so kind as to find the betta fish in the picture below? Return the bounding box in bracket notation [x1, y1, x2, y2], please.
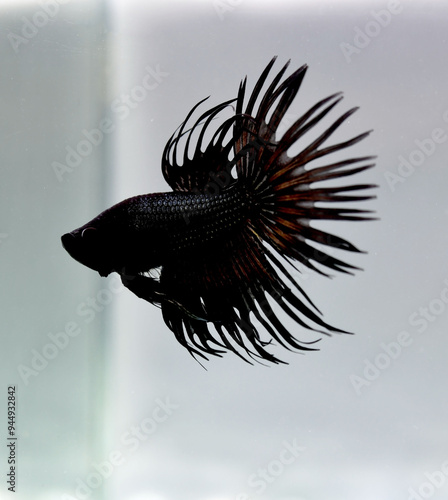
[61, 57, 376, 364]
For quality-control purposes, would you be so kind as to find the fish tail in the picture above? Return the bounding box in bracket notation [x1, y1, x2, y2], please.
[234, 60, 376, 277]
[157, 58, 377, 363]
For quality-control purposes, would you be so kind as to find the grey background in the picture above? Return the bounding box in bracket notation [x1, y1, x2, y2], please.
[1, 1, 110, 499]
[2, 1, 448, 499]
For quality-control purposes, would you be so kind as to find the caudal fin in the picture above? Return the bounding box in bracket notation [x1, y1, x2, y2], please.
[158, 58, 376, 364]
[233, 57, 376, 277]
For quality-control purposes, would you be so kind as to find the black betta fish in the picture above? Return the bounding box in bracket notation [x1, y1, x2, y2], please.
[62, 57, 376, 364]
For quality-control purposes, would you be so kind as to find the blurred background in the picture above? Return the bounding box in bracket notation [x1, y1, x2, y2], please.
[1, 1, 448, 499]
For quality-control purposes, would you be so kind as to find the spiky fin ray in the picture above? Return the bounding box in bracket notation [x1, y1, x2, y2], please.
[154, 57, 376, 363]
[229, 63, 377, 276]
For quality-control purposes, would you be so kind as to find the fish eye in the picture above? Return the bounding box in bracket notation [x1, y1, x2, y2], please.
[81, 227, 97, 241]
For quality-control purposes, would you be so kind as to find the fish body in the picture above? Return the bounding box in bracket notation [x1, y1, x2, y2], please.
[62, 57, 376, 364]
[62, 187, 251, 276]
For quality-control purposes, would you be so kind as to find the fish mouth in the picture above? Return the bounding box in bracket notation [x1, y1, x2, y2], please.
[61, 231, 86, 266]
[61, 232, 112, 278]
[61, 232, 77, 255]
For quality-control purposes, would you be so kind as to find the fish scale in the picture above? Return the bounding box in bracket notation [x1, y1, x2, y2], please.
[122, 189, 250, 252]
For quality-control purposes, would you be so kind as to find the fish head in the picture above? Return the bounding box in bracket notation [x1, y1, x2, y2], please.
[61, 225, 114, 278]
